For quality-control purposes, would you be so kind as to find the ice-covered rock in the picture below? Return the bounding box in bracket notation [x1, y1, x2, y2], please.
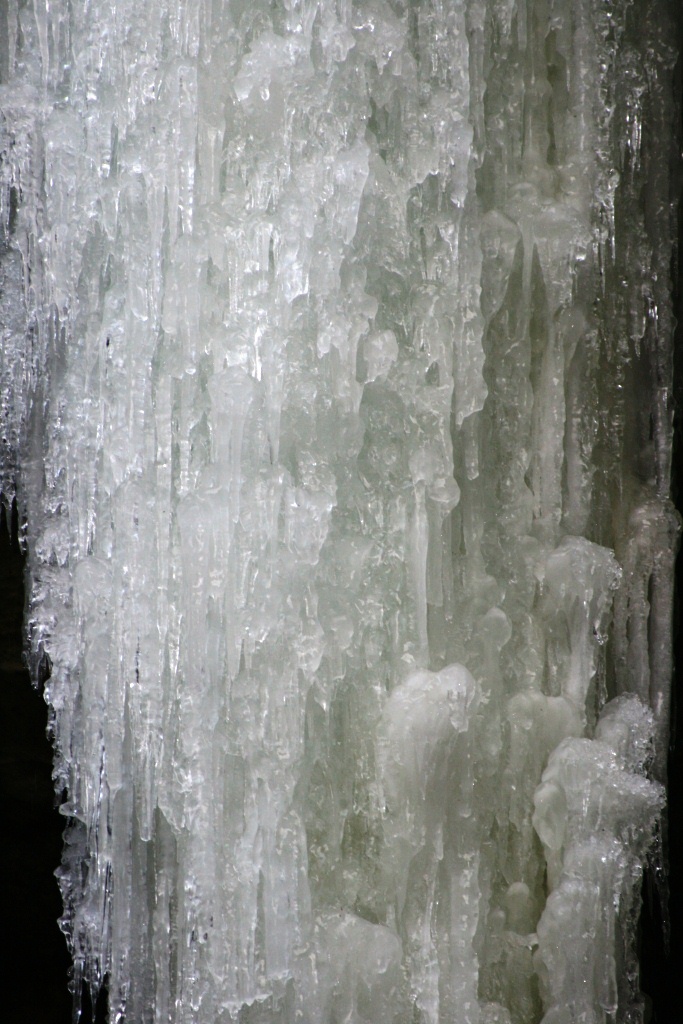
[0, 0, 677, 1020]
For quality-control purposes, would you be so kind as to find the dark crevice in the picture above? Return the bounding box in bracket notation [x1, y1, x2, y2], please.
[79, 975, 110, 1024]
[639, 6, 683, 1018]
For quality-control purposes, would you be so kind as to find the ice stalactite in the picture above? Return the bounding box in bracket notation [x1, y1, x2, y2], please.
[0, 0, 679, 1022]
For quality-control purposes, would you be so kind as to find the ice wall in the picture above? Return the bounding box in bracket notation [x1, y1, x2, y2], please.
[0, 0, 679, 1022]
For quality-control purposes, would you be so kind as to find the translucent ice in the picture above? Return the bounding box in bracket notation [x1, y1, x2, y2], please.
[0, 0, 678, 1021]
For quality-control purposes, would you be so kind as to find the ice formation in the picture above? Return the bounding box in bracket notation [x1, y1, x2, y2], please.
[0, 0, 679, 1021]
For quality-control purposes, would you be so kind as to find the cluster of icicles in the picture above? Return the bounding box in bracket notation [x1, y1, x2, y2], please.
[0, 0, 678, 1021]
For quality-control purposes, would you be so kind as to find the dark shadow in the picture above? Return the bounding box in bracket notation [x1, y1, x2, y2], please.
[0, 497, 71, 1023]
[79, 975, 110, 1024]
[639, 7, 683, 1017]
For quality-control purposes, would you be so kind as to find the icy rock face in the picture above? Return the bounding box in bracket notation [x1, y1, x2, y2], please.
[533, 697, 664, 1024]
[0, 0, 679, 1022]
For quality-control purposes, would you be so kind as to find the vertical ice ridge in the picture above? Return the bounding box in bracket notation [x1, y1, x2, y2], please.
[533, 696, 664, 1024]
[0, 0, 678, 1022]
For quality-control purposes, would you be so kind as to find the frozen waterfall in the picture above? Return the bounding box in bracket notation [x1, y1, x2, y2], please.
[0, 0, 680, 1021]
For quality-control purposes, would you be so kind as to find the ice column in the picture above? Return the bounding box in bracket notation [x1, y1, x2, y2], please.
[0, 0, 678, 1021]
